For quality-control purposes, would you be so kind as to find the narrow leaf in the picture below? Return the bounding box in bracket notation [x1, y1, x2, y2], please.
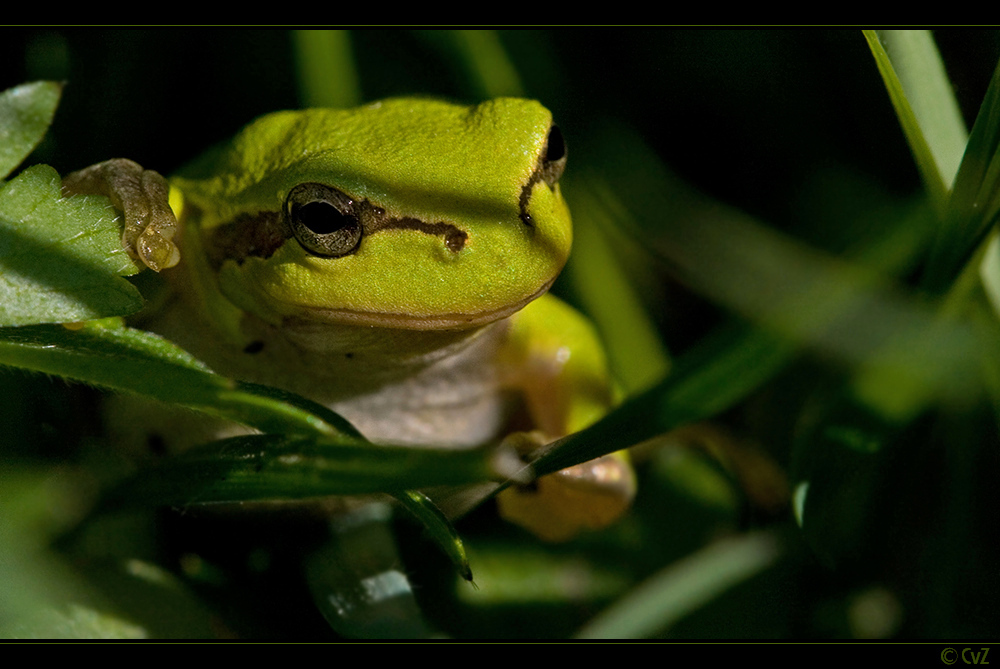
[102, 434, 504, 508]
[532, 323, 794, 479]
[395, 490, 473, 582]
[293, 30, 360, 109]
[576, 531, 782, 639]
[0, 322, 344, 439]
[864, 30, 967, 215]
[929, 58, 1000, 293]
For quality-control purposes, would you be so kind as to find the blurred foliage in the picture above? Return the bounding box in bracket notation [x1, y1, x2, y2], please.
[1, 28, 1000, 639]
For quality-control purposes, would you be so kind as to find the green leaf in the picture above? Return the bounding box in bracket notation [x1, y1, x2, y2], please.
[394, 490, 473, 582]
[0, 81, 62, 180]
[533, 323, 794, 479]
[102, 434, 505, 508]
[0, 165, 142, 325]
[0, 321, 510, 513]
[0, 321, 346, 438]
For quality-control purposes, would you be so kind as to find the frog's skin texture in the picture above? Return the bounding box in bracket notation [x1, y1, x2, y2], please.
[68, 98, 635, 541]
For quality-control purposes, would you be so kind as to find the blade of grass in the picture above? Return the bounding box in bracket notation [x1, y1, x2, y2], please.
[589, 120, 977, 425]
[435, 30, 525, 99]
[101, 434, 506, 508]
[926, 58, 1000, 293]
[394, 490, 473, 582]
[855, 54, 1000, 418]
[563, 176, 672, 395]
[576, 531, 782, 639]
[292, 30, 361, 109]
[864, 30, 967, 216]
[441, 321, 796, 518]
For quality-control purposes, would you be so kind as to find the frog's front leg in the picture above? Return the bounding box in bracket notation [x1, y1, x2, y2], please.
[496, 294, 636, 542]
[62, 158, 180, 272]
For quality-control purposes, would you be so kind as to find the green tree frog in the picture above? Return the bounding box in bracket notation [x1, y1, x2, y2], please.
[64, 97, 634, 542]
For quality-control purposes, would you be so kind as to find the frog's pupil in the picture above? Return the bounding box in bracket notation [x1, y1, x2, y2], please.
[299, 200, 349, 234]
[285, 183, 363, 257]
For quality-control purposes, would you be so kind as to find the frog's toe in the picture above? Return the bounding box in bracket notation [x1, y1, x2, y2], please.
[134, 225, 181, 271]
[497, 451, 636, 542]
[63, 158, 180, 272]
[121, 167, 180, 271]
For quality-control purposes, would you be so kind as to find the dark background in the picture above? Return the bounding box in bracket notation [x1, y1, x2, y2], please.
[2, 28, 999, 640]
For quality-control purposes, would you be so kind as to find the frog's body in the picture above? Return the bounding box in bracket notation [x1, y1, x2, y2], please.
[68, 97, 634, 541]
[140, 284, 513, 449]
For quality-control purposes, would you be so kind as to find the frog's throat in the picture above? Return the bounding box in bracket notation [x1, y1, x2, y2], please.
[285, 275, 557, 331]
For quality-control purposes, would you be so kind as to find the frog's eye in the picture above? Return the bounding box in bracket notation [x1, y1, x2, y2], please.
[540, 124, 567, 187]
[284, 183, 363, 257]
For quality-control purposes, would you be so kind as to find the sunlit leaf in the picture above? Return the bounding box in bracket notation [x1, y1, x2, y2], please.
[0, 165, 142, 325]
[0, 81, 61, 179]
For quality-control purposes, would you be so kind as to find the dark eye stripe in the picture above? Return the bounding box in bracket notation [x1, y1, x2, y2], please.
[205, 190, 470, 265]
[519, 124, 567, 228]
[205, 209, 288, 268]
[367, 215, 467, 252]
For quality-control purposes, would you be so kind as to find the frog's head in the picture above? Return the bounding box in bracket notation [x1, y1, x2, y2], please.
[174, 98, 572, 331]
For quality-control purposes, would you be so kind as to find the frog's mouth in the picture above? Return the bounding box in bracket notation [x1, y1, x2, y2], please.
[285, 274, 557, 331]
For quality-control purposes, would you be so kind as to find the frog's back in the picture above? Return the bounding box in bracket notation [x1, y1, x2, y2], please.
[172, 98, 557, 221]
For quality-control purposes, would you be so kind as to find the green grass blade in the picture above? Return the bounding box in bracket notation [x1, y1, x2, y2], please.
[292, 30, 361, 109]
[102, 434, 504, 508]
[452, 320, 793, 517]
[532, 323, 793, 479]
[394, 490, 473, 582]
[448, 30, 524, 99]
[563, 176, 672, 395]
[928, 58, 1000, 293]
[576, 531, 782, 639]
[864, 30, 967, 215]
[415, 30, 525, 100]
